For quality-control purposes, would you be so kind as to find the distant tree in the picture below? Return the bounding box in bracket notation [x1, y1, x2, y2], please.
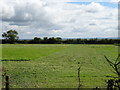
[56, 37, 62, 44]
[2, 30, 19, 44]
[33, 37, 41, 44]
[43, 37, 48, 41]
[56, 37, 62, 41]
[65, 39, 76, 44]
[48, 37, 56, 44]
[42, 37, 48, 44]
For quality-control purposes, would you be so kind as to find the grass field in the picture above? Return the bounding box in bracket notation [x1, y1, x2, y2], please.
[1, 44, 118, 88]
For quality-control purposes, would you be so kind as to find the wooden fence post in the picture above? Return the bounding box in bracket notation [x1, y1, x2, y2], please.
[5, 76, 9, 90]
[78, 67, 81, 89]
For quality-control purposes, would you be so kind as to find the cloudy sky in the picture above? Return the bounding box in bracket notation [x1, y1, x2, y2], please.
[0, 0, 119, 39]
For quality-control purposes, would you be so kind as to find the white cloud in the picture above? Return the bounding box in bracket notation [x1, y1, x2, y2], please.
[1, 0, 118, 39]
[0, 0, 15, 19]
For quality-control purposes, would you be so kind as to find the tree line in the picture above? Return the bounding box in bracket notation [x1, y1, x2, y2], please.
[1, 30, 120, 44]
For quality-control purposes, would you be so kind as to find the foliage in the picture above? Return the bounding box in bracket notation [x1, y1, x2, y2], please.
[2, 36, 120, 44]
[2, 30, 19, 44]
[33, 37, 42, 44]
[104, 55, 120, 89]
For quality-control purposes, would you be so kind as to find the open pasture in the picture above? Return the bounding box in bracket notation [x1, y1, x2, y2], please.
[2, 44, 118, 88]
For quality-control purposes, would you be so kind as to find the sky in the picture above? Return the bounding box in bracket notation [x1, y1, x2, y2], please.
[0, 0, 119, 39]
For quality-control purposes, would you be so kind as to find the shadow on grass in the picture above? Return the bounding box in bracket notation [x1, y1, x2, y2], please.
[1, 59, 30, 61]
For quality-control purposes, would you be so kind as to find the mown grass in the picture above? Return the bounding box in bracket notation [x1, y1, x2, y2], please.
[1, 44, 118, 88]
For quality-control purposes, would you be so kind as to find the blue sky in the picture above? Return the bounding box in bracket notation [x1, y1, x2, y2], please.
[67, 2, 118, 8]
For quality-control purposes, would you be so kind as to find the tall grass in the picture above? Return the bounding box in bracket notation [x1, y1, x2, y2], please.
[2, 44, 118, 88]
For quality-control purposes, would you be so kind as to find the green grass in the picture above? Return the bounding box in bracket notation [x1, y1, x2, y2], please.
[1, 44, 118, 88]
